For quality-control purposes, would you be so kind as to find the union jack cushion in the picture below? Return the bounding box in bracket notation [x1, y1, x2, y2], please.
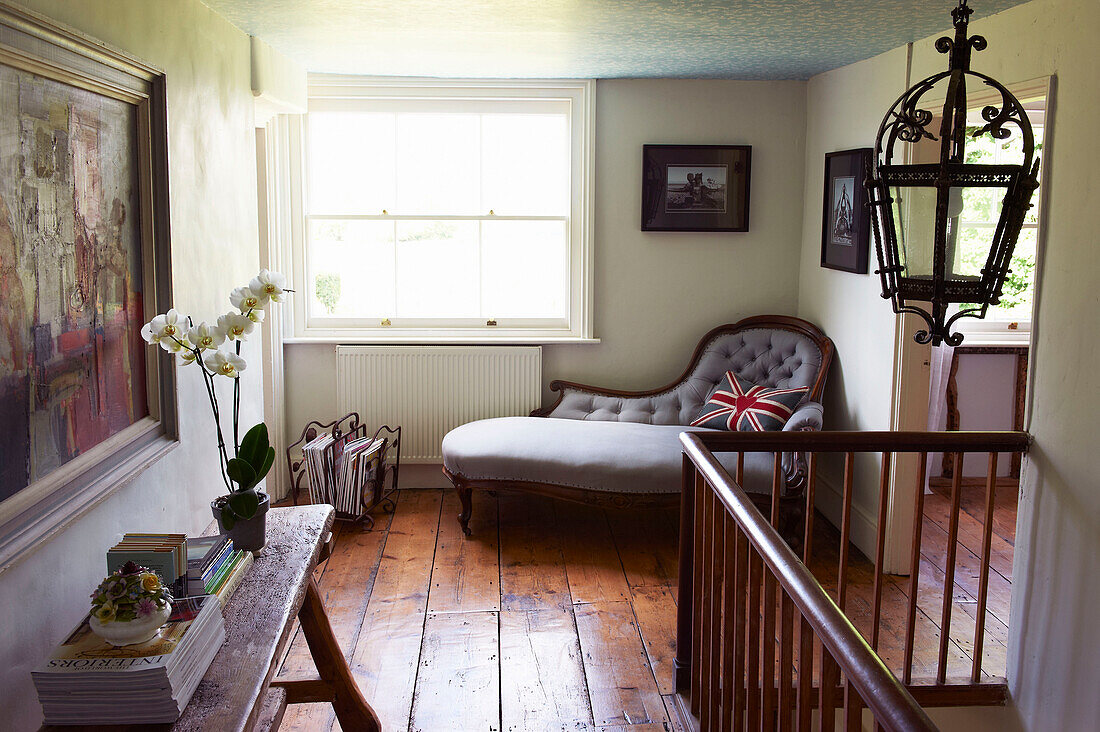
[690, 371, 808, 432]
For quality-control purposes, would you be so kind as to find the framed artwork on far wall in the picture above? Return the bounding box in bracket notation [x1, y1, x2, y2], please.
[0, 2, 176, 570]
[641, 144, 751, 232]
[820, 148, 873, 273]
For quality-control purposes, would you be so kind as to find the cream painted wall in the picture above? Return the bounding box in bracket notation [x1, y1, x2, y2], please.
[0, 1, 262, 729]
[795, 47, 908, 552]
[798, 0, 1100, 727]
[283, 78, 809, 445]
[541, 79, 807, 395]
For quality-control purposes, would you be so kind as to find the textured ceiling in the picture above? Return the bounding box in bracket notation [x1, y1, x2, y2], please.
[202, 0, 1030, 80]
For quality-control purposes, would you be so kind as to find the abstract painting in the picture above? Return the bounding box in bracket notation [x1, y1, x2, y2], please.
[0, 58, 148, 502]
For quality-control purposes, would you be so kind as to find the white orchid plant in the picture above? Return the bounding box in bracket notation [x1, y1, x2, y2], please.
[141, 270, 290, 528]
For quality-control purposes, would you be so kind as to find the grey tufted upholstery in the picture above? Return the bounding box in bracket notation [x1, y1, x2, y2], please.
[547, 328, 825, 425]
[442, 318, 833, 517]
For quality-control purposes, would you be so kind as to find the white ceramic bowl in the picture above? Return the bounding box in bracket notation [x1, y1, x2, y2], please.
[89, 602, 172, 646]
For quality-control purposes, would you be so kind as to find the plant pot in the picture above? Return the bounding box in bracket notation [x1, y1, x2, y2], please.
[89, 601, 172, 646]
[211, 491, 270, 554]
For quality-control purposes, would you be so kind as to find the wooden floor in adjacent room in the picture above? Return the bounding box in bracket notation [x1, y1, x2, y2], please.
[275, 483, 1016, 732]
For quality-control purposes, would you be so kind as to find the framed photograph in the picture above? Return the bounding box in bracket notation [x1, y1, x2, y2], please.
[641, 144, 751, 232]
[0, 3, 176, 569]
[820, 148, 873, 274]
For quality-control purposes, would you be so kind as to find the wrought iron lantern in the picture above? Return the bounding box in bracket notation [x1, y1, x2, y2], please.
[865, 0, 1040, 345]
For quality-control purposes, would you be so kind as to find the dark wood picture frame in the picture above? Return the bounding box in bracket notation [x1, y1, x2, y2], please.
[641, 144, 751, 232]
[820, 148, 872, 273]
[0, 2, 176, 570]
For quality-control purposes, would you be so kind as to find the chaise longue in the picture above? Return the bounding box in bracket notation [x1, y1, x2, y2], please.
[442, 315, 834, 536]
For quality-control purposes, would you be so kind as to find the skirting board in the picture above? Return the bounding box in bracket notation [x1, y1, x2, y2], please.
[813, 471, 880, 566]
[400, 464, 453, 490]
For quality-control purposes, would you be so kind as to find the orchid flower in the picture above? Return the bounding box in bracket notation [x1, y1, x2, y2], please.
[230, 286, 265, 313]
[249, 269, 287, 303]
[189, 321, 226, 351]
[217, 312, 255, 341]
[204, 348, 246, 378]
[245, 307, 265, 325]
[140, 308, 187, 345]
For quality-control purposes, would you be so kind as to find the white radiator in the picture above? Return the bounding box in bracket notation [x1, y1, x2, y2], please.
[336, 346, 542, 463]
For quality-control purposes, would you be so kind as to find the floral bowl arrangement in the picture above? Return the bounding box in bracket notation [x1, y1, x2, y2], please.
[88, 561, 173, 646]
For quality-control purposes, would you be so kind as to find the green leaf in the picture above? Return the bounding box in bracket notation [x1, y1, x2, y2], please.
[255, 446, 275, 484]
[227, 457, 257, 491]
[221, 510, 236, 531]
[227, 490, 260, 520]
[239, 423, 269, 471]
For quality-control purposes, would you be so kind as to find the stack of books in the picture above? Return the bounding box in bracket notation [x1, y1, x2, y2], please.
[107, 534, 187, 595]
[185, 536, 254, 606]
[33, 595, 225, 725]
[303, 432, 385, 517]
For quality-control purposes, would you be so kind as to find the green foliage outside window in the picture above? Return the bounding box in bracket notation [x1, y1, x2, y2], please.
[955, 126, 1042, 318]
[315, 273, 342, 314]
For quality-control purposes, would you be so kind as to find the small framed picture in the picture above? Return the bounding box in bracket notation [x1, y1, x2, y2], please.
[641, 144, 751, 232]
[820, 148, 873, 273]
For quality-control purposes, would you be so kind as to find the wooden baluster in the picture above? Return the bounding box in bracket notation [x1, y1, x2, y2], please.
[721, 513, 737, 730]
[676, 456, 696, 694]
[691, 472, 706, 714]
[763, 572, 778, 727]
[747, 545, 762, 729]
[700, 485, 714, 728]
[838, 452, 855, 610]
[972, 451, 999, 683]
[903, 453, 928, 686]
[772, 451, 783, 528]
[734, 528, 749, 730]
[844, 680, 864, 732]
[708, 488, 723, 727]
[803, 453, 818, 564]
[937, 452, 965, 684]
[737, 451, 745, 486]
[778, 591, 795, 732]
[871, 452, 892, 652]
[820, 650, 838, 731]
[796, 616, 813, 731]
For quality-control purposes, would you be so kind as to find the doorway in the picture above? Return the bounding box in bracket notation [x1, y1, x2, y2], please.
[884, 77, 1052, 574]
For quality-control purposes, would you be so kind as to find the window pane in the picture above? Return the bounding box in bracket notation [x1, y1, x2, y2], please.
[309, 220, 395, 318]
[395, 221, 479, 317]
[308, 113, 396, 214]
[481, 220, 568, 318]
[395, 114, 480, 215]
[481, 114, 570, 215]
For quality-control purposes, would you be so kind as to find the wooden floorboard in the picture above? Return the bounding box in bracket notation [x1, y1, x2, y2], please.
[501, 607, 593, 731]
[428, 490, 500, 613]
[347, 489, 442, 732]
[606, 507, 680, 588]
[276, 483, 1016, 731]
[574, 600, 670, 728]
[629, 584, 679, 695]
[558, 502, 632, 604]
[410, 610, 501, 732]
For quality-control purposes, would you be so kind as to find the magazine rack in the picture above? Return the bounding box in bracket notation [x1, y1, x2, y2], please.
[286, 412, 401, 528]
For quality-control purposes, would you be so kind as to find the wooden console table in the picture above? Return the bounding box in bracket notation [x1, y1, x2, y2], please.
[42, 505, 380, 732]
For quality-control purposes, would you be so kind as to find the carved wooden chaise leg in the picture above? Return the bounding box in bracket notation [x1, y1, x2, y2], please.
[456, 485, 473, 536]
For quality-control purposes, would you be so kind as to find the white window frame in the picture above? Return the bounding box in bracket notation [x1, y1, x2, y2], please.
[951, 77, 1051, 345]
[286, 76, 595, 343]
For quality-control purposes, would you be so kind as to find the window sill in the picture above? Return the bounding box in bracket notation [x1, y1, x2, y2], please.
[283, 335, 600, 345]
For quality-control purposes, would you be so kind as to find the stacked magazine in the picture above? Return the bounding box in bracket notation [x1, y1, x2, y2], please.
[303, 432, 385, 517]
[33, 595, 225, 725]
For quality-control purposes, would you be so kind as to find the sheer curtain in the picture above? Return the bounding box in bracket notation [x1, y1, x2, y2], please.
[925, 344, 956, 492]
